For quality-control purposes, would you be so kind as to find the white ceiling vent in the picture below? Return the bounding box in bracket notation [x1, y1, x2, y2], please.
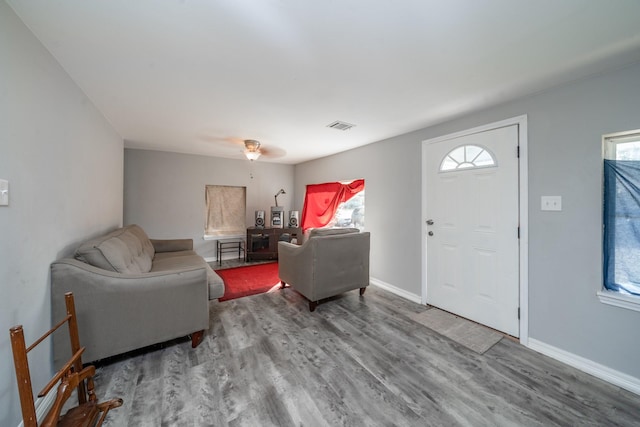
[327, 120, 355, 131]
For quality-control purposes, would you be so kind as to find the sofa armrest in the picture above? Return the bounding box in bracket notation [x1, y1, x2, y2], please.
[51, 258, 208, 367]
[150, 238, 193, 252]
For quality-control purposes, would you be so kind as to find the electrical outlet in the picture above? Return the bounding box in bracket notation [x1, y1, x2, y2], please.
[0, 179, 8, 206]
[541, 196, 561, 211]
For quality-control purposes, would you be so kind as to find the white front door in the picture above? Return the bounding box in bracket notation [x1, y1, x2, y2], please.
[425, 125, 520, 336]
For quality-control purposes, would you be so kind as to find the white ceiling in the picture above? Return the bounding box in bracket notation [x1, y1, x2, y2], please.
[8, 1, 640, 164]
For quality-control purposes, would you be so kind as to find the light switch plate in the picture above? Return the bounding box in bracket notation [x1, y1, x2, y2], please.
[0, 179, 8, 206]
[541, 196, 561, 211]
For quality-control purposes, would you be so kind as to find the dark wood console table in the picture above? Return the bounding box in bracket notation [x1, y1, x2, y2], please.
[246, 227, 302, 261]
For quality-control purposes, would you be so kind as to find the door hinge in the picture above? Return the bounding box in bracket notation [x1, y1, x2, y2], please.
[517, 226, 520, 239]
[518, 307, 520, 319]
[517, 146, 520, 158]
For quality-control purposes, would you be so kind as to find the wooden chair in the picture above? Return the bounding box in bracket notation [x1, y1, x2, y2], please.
[10, 292, 123, 427]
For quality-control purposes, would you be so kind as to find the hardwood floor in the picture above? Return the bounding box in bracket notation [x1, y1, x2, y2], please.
[93, 286, 640, 426]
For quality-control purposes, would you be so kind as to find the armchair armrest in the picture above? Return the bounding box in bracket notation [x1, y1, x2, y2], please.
[278, 241, 314, 296]
[150, 238, 193, 252]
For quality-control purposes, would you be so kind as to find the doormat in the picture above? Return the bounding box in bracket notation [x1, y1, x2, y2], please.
[215, 262, 281, 302]
[410, 308, 503, 354]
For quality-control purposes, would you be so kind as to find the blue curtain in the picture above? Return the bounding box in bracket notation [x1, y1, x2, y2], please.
[603, 160, 640, 296]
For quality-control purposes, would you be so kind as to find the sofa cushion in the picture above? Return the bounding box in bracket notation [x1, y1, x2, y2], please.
[74, 225, 154, 274]
[151, 253, 225, 300]
[151, 251, 201, 268]
[152, 250, 196, 260]
[127, 224, 156, 259]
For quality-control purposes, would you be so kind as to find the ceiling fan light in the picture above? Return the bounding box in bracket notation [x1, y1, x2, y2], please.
[244, 139, 262, 161]
[244, 150, 261, 161]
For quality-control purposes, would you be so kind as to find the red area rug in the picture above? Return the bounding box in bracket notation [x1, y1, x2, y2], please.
[215, 262, 281, 302]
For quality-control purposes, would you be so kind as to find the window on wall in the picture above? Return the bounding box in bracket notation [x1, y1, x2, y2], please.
[601, 129, 640, 311]
[329, 190, 365, 230]
[204, 185, 246, 237]
[301, 179, 365, 231]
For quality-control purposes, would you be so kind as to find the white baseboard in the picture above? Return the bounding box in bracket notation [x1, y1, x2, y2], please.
[528, 338, 640, 396]
[17, 391, 56, 427]
[370, 277, 422, 304]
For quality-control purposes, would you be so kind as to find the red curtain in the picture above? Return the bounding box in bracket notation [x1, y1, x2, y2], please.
[301, 179, 365, 231]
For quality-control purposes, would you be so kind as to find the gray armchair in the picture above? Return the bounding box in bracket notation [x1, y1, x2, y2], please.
[278, 228, 370, 311]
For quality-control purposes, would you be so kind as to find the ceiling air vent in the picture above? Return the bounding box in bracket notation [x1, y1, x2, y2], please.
[327, 120, 355, 131]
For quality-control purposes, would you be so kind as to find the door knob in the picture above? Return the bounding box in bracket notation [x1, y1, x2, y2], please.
[428, 231, 434, 236]
[426, 219, 434, 225]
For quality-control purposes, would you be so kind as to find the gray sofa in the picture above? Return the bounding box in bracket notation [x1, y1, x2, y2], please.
[51, 224, 224, 367]
[278, 228, 370, 311]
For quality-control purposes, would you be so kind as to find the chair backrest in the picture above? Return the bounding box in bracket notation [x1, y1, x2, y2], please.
[305, 227, 360, 242]
[10, 292, 121, 427]
[307, 230, 370, 300]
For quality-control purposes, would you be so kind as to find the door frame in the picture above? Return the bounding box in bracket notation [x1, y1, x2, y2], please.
[421, 115, 529, 345]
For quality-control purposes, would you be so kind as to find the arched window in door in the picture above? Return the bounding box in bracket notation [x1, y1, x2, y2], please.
[440, 144, 496, 172]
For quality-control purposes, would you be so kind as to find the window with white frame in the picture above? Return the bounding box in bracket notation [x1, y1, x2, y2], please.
[301, 179, 364, 231]
[601, 129, 640, 311]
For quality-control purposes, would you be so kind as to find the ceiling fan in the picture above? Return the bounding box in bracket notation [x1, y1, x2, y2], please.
[198, 134, 285, 160]
[241, 139, 286, 161]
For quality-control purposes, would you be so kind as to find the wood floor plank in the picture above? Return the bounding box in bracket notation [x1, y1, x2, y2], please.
[322, 306, 495, 424]
[268, 331, 365, 427]
[304, 323, 427, 426]
[94, 286, 640, 426]
[127, 377, 163, 427]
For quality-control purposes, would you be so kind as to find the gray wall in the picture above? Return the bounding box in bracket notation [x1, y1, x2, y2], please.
[124, 149, 295, 259]
[292, 136, 423, 296]
[295, 61, 640, 380]
[0, 4, 124, 426]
